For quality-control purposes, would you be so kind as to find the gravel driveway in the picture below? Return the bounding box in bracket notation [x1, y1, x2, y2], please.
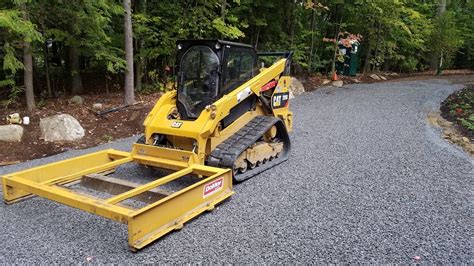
[1, 78, 472, 263]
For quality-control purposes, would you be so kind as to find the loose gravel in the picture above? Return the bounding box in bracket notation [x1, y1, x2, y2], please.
[1, 78, 472, 263]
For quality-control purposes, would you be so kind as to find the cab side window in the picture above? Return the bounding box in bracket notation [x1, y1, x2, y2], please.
[239, 53, 253, 80]
[223, 49, 255, 93]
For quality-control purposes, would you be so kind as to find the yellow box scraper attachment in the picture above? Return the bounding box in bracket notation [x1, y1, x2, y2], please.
[2, 146, 233, 251]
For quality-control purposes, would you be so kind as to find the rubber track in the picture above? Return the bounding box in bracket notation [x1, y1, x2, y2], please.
[207, 115, 291, 182]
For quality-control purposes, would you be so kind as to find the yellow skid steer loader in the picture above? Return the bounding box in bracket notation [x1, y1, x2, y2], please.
[2, 40, 293, 251]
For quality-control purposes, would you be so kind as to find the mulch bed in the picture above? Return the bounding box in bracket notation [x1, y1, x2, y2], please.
[440, 85, 474, 140]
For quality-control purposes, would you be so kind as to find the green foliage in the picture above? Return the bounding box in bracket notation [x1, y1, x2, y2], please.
[452, 0, 474, 69]
[139, 69, 165, 94]
[101, 134, 113, 142]
[459, 117, 474, 131]
[0, 9, 41, 43]
[0, 7, 41, 106]
[2, 42, 23, 74]
[1, 0, 474, 110]
[36, 0, 126, 73]
[0, 84, 23, 108]
[430, 11, 463, 68]
[212, 17, 244, 39]
[0, 61, 21, 108]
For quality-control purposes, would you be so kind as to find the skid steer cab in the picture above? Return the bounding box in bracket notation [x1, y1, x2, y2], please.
[2, 39, 294, 251]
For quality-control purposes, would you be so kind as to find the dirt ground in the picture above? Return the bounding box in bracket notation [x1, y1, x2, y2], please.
[300, 69, 474, 90]
[0, 92, 161, 164]
[1, 70, 473, 165]
[440, 85, 474, 138]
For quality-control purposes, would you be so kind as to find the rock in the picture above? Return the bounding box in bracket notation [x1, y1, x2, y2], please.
[462, 137, 470, 143]
[129, 111, 140, 121]
[0, 125, 23, 142]
[369, 74, 381, 80]
[289, 77, 305, 96]
[443, 129, 455, 138]
[427, 113, 440, 127]
[332, 80, 344, 87]
[354, 78, 361, 83]
[92, 103, 103, 110]
[288, 91, 295, 99]
[69, 95, 84, 105]
[40, 114, 85, 142]
[440, 119, 453, 127]
[322, 79, 331, 85]
[380, 75, 387, 80]
[6, 113, 22, 124]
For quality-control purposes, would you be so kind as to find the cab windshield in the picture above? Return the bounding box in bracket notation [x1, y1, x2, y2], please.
[178, 45, 219, 118]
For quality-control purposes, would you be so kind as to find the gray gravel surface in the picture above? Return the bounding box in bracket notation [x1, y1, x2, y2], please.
[1, 78, 472, 263]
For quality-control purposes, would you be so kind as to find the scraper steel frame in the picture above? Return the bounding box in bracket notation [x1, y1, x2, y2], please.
[2, 147, 233, 251]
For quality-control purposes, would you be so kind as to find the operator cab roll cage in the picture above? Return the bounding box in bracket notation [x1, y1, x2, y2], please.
[175, 39, 293, 120]
[175, 40, 257, 119]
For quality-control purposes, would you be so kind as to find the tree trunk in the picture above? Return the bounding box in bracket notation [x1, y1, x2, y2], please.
[363, 21, 374, 74]
[331, 42, 338, 78]
[220, 0, 227, 39]
[250, 24, 254, 46]
[308, 2, 316, 73]
[135, 0, 146, 91]
[69, 46, 83, 94]
[430, 0, 447, 70]
[221, 0, 227, 18]
[363, 38, 372, 74]
[289, 2, 296, 47]
[437, 0, 447, 17]
[437, 50, 444, 75]
[123, 0, 135, 105]
[40, 20, 52, 97]
[22, 10, 35, 111]
[136, 53, 144, 91]
[330, 6, 343, 78]
[106, 74, 109, 96]
[255, 26, 260, 50]
[43, 41, 52, 97]
[372, 23, 381, 72]
[24, 39, 35, 111]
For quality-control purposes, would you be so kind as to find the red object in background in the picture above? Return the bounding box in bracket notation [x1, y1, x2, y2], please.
[456, 108, 464, 115]
[332, 71, 338, 81]
[261, 80, 277, 92]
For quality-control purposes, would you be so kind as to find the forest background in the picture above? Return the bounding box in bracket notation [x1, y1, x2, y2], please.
[1, 0, 473, 109]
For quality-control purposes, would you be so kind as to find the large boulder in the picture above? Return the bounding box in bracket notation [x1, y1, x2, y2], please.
[332, 80, 344, 87]
[0, 125, 23, 142]
[40, 114, 85, 142]
[289, 77, 305, 96]
[322, 79, 331, 85]
[369, 74, 381, 80]
[69, 95, 84, 105]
